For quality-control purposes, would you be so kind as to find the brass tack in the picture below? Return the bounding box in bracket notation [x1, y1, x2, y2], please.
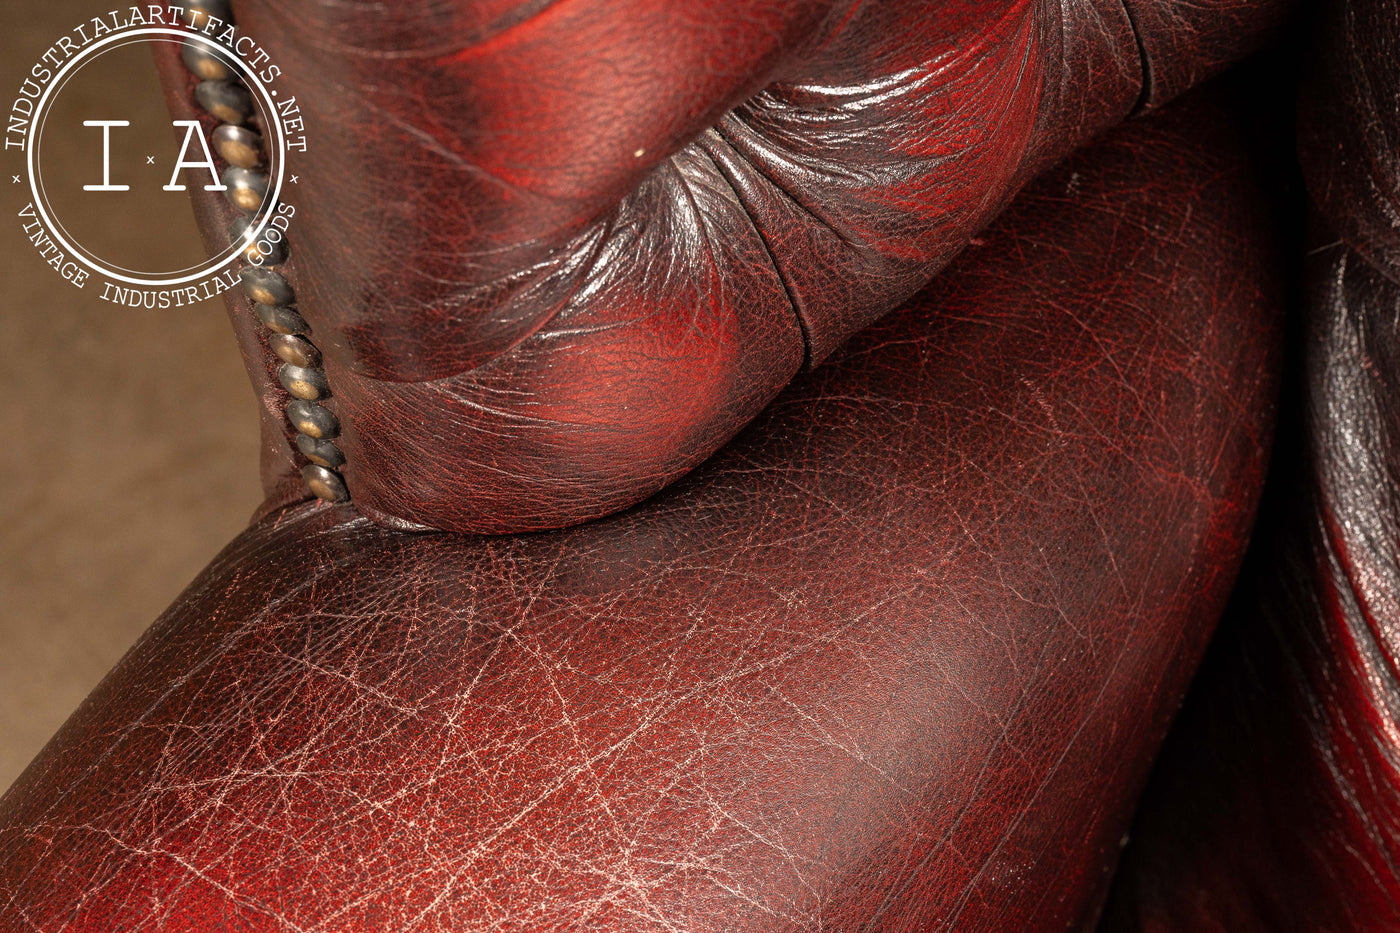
[229, 216, 287, 266]
[211, 124, 265, 170]
[196, 81, 254, 125]
[296, 433, 346, 469]
[278, 364, 330, 401]
[286, 400, 339, 439]
[241, 267, 294, 306]
[301, 465, 349, 503]
[269, 333, 321, 367]
[222, 166, 270, 213]
[181, 43, 233, 82]
[256, 302, 308, 335]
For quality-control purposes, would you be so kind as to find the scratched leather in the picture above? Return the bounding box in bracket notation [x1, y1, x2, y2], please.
[1096, 2, 1400, 928]
[188, 0, 1289, 533]
[0, 92, 1281, 932]
[1100, 239, 1400, 933]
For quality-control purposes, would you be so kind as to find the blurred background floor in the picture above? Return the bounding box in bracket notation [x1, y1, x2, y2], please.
[0, 0, 262, 791]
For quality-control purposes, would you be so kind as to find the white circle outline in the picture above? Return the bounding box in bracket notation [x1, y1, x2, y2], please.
[31, 36, 247, 278]
[26, 26, 286, 287]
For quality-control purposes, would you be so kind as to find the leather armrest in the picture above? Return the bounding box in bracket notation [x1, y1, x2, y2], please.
[169, 0, 1291, 533]
[0, 86, 1282, 931]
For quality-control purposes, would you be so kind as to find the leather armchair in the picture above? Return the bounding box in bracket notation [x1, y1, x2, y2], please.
[3, 0, 1394, 928]
[179, 0, 1289, 534]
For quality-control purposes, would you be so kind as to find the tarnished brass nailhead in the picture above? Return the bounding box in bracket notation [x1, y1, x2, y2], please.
[229, 215, 288, 266]
[256, 302, 308, 335]
[241, 267, 294, 306]
[286, 400, 339, 440]
[222, 165, 269, 213]
[181, 43, 232, 82]
[278, 363, 330, 401]
[296, 433, 346, 469]
[212, 124, 265, 170]
[269, 333, 320, 367]
[184, 4, 350, 506]
[196, 80, 253, 125]
[301, 464, 349, 503]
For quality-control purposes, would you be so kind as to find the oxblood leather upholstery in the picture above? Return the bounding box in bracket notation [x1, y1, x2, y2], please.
[1099, 0, 1400, 927]
[0, 88, 1282, 930]
[208, 0, 1288, 534]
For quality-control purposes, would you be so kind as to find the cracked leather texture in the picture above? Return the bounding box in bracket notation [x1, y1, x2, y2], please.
[0, 89, 1282, 932]
[177, 0, 1290, 534]
[1101, 238, 1400, 932]
[1100, 1, 1400, 927]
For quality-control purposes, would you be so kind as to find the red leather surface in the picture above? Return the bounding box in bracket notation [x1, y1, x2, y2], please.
[1099, 3, 1400, 927]
[0, 90, 1282, 932]
[1101, 239, 1400, 932]
[1296, 0, 1400, 279]
[207, 0, 1289, 533]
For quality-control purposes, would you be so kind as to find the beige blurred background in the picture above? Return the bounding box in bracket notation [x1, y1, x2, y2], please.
[0, 1, 262, 791]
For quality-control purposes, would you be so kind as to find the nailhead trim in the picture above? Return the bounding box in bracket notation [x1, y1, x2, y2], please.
[179, 2, 349, 504]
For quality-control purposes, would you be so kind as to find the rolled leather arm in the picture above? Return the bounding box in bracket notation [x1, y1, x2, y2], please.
[0, 86, 1281, 931]
[172, 0, 1291, 533]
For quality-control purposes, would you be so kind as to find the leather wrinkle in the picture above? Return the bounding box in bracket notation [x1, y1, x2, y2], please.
[0, 82, 1286, 931]
[165, 0, 1292, 533]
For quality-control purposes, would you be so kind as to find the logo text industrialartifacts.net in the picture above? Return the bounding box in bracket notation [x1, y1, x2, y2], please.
[6, 5, 307, 306]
